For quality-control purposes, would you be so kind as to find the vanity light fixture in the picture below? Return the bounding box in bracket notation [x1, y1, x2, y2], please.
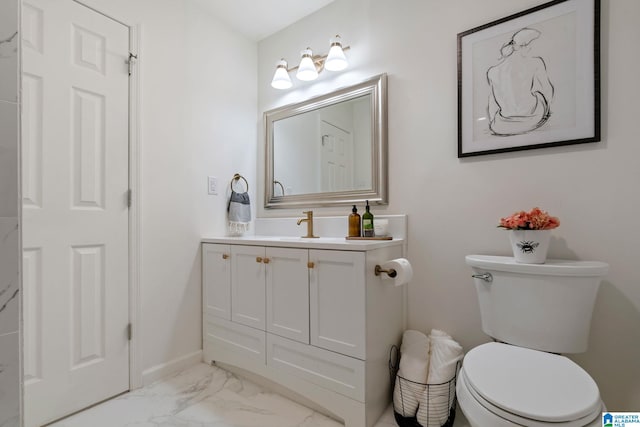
[296, 48, 319, 81]
[270, 35, 350, 90]
[271, 59, 293, 89]
[324, 35, 348, 71]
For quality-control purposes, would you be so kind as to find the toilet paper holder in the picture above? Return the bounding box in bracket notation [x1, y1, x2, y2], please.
[375, 265, 397, 278]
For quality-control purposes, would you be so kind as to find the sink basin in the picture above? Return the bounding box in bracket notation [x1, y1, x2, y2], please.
[277, 237, 316, 241]
[275, 237, 340, 242]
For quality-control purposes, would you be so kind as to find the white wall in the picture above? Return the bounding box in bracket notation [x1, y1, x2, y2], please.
[352, 97, 371, 190]
[274, 113, 321, 194]
[258, 0, 640, 408]
[77, 0, 257, 378]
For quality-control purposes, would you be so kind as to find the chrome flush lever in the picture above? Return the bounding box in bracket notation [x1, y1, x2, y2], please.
[472, 273, 493, 283]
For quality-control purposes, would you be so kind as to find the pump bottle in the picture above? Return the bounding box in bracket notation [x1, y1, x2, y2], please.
[348, 205, 361, 237]
[362, 200, 374, 237]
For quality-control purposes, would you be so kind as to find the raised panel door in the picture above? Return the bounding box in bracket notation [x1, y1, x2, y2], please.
[265, 247, 309, 344]
[309, 250, 366, 360]
[231, 245, 266, 330]
[202, 243, 231, 320]
[22, 1, 130, 425]
[320, 120, 353, 192]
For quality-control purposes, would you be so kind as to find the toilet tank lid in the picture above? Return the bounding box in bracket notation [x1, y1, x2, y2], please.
[465, 255, 609, 277]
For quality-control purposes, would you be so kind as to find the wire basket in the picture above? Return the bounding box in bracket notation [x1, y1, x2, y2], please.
[389, 345, 460, 427]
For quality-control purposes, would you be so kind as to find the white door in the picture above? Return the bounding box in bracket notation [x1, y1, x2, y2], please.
[21, 0, 130, 425]
[309, 250, 366, 360]
[265, 247, 309, 344]
[231, 246, 266, 330]
[203, 244, 231, 320]
[320, 120, 353, 192]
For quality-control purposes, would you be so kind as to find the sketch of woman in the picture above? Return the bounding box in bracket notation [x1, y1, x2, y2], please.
[487, 28, 554, 136]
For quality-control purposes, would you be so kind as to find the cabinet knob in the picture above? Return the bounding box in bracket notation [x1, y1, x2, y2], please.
[256, 256, 263, 263]
[307, 261, 315, 269]
[222, 254, 229, 260]
[263, 258, 271, 264]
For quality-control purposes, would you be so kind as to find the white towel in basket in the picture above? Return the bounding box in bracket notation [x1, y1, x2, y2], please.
[393, 330, 430, 417]
[416, 329, 463, 427]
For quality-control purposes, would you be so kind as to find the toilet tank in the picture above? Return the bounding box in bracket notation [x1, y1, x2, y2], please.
[465, 255, 609, 354]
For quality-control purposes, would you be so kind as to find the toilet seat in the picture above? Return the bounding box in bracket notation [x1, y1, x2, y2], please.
[458, 343, 602, 426]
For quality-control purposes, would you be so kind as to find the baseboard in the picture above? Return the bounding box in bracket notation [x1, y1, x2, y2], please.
[141, 349, 203, 386]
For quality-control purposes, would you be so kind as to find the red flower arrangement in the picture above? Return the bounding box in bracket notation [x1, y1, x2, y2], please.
[498, 207, 560, 230]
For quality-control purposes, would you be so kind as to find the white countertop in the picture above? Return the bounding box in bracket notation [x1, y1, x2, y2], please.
[201, 235, 404, 251]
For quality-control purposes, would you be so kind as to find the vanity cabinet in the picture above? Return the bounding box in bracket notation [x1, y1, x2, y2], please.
[230, 245, 266, 330]
[265, 247, 309, 344]
[202, 238, 404, 427]
[204, 244, 310, 343]
[202, 243, 231, 320]
[310, 250, 366, 359]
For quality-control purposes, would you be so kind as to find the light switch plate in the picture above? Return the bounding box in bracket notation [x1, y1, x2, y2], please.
[208, 176, 218, 195]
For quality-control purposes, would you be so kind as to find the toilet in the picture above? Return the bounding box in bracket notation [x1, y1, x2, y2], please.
[457, 255, 609, 427]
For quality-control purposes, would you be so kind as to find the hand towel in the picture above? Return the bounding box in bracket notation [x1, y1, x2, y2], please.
[227, 189, 251, 234]
[393, 330, 430, 417]
[416, 329, 464, 427]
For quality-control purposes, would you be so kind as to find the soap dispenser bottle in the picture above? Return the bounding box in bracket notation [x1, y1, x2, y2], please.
[348, 205, 361, 237]
[362, 200, 375, 237]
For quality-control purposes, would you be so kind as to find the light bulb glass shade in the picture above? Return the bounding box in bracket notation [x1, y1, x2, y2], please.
[296, 49, 318, 81]
[271, 60, 292, 89]
[325, 37, 348, 71]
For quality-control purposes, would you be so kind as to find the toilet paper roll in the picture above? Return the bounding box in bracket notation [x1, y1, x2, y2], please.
[380, 258, 413, 286]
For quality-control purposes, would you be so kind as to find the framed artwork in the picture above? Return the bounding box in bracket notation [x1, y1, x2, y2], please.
[457, 0, 600, 157]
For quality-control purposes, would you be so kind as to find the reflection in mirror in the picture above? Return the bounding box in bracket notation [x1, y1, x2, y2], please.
[273, 95, 371, 195]
[265, 74, 387, 208]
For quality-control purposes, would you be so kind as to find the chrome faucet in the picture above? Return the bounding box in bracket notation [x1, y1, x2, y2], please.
[297, 211, 318, 238]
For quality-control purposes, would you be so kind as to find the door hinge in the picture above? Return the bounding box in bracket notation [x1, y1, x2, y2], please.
[127, 52, 138, 76]
[127, 189, 132, 208]
[127, 323, 132, 341]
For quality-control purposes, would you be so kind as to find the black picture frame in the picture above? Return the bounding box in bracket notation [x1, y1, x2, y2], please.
[457, 0, 600, 158]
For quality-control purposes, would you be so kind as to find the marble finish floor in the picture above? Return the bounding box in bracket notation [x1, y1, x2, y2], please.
[50, 362, 468, 427]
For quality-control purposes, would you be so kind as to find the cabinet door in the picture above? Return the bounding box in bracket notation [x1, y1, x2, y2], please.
[231, 245, 266, 330]
[202, 243, 231, 320]
[309, 250, 366, 359]
[265, 247, 309, 344]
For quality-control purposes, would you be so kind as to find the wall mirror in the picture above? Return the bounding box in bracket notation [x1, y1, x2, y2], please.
[265, 74, 387, 208]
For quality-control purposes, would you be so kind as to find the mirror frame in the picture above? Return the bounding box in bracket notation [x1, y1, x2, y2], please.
[264, 73, 388, 208]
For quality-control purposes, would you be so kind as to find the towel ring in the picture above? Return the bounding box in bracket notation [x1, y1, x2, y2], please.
[274, 180, 285, 196]
[230, 173, 249, 193]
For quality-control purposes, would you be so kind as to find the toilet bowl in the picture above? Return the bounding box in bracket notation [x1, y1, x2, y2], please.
[460, 255, 609, 427]
[456, 343, 602, 427]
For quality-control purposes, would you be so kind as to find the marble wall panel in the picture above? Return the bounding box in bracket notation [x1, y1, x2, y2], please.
[0, 0, 18, 103]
